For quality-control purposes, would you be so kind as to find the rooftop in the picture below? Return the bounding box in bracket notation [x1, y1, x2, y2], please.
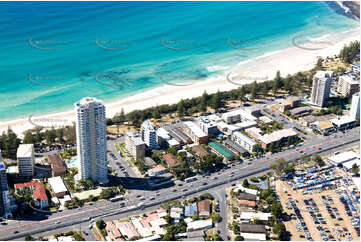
[162, 153, 181, 168]
[15, 180, 48, 201]
[331, 115, 356, 126]
[48, 154, 66, 174]
[208, 142, 234, 159]
[48, 176, 68, 194]
[191, 145, 209, 157]
[17, 144, 34, 158]
[232, 131, 257, 145]
[183, 121, 207, 138]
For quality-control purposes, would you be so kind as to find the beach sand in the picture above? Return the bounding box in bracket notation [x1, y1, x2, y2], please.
[1, 28, 360, 137]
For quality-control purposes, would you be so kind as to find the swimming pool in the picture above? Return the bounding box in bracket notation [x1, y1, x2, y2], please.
[66, 157, 78, 168]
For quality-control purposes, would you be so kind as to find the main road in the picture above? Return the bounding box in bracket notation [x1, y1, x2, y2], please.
[0, 127, 359, 241]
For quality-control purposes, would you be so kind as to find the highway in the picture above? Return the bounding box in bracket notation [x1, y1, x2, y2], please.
[0, 126, 359, 241]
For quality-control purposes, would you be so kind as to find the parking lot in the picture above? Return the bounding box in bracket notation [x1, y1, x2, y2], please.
[276, 177, 360, 241]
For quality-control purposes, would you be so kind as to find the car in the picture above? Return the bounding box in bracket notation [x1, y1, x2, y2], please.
[13, 231, 19, 234]
[172, 189, 177, 192]
[181, 188, 188, 192]
[202, 182, 208, 185]
[55, 221, 61, 224]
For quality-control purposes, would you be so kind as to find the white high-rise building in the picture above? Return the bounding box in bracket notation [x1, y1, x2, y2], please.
[311, 71, 332, 107]
[141, 120, 158, 150]
[350, 92, 360, 119]
[17, 144, 34, 177]
[75, 97, 108, 184]
[337, 75, 359, 97]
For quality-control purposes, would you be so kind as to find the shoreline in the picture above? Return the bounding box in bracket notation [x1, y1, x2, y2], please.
[1, 28, 360, 137]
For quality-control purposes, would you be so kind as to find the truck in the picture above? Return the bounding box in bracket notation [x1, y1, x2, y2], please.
[184, 176, 197, 183]
[110, 196, 124, 202]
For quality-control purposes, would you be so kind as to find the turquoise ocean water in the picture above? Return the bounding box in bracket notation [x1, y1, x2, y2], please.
[0, 1, 358, 120]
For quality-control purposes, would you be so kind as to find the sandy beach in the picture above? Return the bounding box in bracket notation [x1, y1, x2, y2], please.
[1, 28, 359, 137]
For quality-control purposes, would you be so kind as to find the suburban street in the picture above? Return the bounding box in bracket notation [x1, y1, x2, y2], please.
[0, 126, 359, 241]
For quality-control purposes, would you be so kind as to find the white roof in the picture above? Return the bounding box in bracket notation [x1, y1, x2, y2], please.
[331, 115, 356, 126]
[343, 159, 360, 169]
[228, 124, 241, 131]
[17, 144, 34, 158]
[314, 70, 333, 79]
[232, 132, 257, 146]
[328, 151, 360, 165]
[234, 185, 259, 195]
[131, 217, 153, 238]
[183, 121, 207, 138]
[352, 177, 360, 191]
[157, 128, 170, 140]
[240, 212, 271, 221]
[259, 116, 273, 123]
[48, 176, 68, 194]
[235, 121, 257, 129]
[168, 139, 180, 146]
[217, 121, 229, 129]
[57, 236, 73, 242]
[240, 233, 266, 241]
[259, 128, 298, 144]
[340, 75, 359, 85]
[187, 219, 213, 231]
[207, 114, 222, 122]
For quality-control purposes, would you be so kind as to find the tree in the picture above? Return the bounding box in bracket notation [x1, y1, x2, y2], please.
[96, 219, 106, 230]
[210, 91, 221, 110]
[177, 99, 185, 117]
[316, 57, 324, 70]
[273, 222, 288, 240]
[200, 90, 208, 112]
[272, 70, 281, 94]
[271, 202, 283, 218]
[234, 235, 244, 241]
[250, 81, 258, 100]
[352, 163, 359, 176]
[192, 214, 199, 221]
[25, 235, 36, 241]
[242, 179, 249, 188]
[152, 106, 160, 119]
[211, 212, 221, 223]
[312, 154, 325, 167]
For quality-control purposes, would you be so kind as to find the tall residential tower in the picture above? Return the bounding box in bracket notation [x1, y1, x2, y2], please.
[141, 120, 159, 150]
[75, 97, 108, 184]
[350, 92, 360, 119]
[311, 71, 332, 107]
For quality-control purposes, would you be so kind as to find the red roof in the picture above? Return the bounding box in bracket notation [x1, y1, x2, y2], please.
[14, 180, 48, 201]
[162, 153, 181, 168]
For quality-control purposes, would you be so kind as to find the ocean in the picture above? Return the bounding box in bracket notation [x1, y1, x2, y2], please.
[0, 1, 358, 121]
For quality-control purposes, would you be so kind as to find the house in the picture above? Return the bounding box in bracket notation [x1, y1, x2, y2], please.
[236, 193, 258, 201]
[240, 233, 266, 241]
[131, 217, 153, 238]
[197, 200, 211, 217]
[239, 224, 267, 233]
[162, 154, 181, 168]
[170, 207, 183, 223]
[185, 203, 198, 217]
[115, 221, 140, 240]
[240, 212, 271, 222]
[106, 221, 122, 241]
[186, 219, 213, 231]
[186, 230, 204, 241]
[48, 154, 67, 177]
[14, 180, 48, 209]
[191, 145, 209, 157]
[237, 199, 256, 208]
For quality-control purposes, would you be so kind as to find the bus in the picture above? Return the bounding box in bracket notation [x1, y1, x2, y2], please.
[110, 196, 124, 202]
[184, 176, 198, 183]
